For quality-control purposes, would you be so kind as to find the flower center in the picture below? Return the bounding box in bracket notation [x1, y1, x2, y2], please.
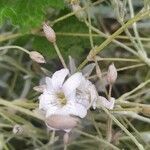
[57, 92, 67, 105]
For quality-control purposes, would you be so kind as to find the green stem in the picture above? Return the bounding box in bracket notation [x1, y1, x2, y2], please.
[96, 57, 140, 62]
[106, 84, 113, 142]
[117, 79, 150, 101]
[53, 42, 67, 68]
[0, 98, 43, 121]
[75, 129, 120, 150]
[78, 9, 150, 70]
[0, 45, 30, 54]
[101, 106, 144, 150]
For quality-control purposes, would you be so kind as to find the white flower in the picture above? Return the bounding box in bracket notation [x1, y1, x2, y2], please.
[39, 68, 87, 119]
[76, 76, 98, 109]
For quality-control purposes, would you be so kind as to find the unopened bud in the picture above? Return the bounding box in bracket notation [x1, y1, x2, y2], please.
[107, 63, 117, 84]
[72, 4, 86, 21]
[43, 23, 56, 43]
[142, 107, 150, 117]
[33, 85, 46, 93]
[13, 124, 23, 135]
[45, 115, 79, 130]
[63, 132, 69, 144]
[29, 51, 46, 63]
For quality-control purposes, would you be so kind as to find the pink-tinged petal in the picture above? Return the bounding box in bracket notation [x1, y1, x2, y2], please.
[97, 96, 115, 110]
[52, 69, 69, 91]
[45, 115, 79, 131]
[45, 77, 53, 92]
[47, 124, 71, 133]
[63, 72, 82, 97]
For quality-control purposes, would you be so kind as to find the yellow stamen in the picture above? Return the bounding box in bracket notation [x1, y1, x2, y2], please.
[57, 92, 67, 105]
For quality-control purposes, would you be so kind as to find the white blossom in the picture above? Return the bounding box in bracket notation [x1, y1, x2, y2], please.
[38, 68, 88, 131]
[37, 68, 115, 132]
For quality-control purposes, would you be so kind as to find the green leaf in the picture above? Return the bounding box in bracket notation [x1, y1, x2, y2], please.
[32, 36, 57, 59]
[0, 0, 65, 31]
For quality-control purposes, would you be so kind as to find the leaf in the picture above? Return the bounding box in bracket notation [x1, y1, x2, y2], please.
[0, 0, 65, 31]
[32, 36, 57, 59]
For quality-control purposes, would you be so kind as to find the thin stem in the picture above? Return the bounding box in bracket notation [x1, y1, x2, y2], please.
[101, 106, 144, 150]
[0, 98, 43, 120]
[75, 129, 120, 150]
[53, 42, 67, 68]
[96, 57, 140, 62]
[52, 0, 103, 25]
[87, 9, 94, 48]
[0, 45, 30, 54]
[128, 0, 145, 53]
[50, 130, 56, 144]
[0, 33, 22, 42]
[64, 145, 67, 150]
[78, 9, 150, 70]
[115, 111, 150, 124]
[84, 20, 138, 56]
[117, 79, 150, 101]
[106, 84, 113, 142]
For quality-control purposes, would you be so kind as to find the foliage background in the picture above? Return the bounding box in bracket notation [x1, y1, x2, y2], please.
[0, 0, 150, 150]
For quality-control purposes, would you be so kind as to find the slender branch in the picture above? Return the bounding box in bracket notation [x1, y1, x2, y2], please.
[53, 42, 67, 68]
[101, 106, 144, 150]
[78, 9, 150, 70]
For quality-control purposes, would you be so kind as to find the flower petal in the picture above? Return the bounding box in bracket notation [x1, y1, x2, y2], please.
[45, 77, 53, 92]
[63, 72, 82, 97]
[46, 105, 59, 117]
[97, 96, 115, 110]
[58, 102, 87, 118]
[45, 115, 79, 131]
[52, 69, 69, 91]
[73, 103, 87, 118]
[39, 93, 56, 111]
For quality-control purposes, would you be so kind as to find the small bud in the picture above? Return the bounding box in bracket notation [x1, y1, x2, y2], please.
[45, 115, 79, 130]
[43, 23, 56, 43]
[13, 124, 23, 135]
[142, 107, 150, 117]
[33, 85, 46, 93]
[107, 63, 117, 84]
[63, 132, 69, 144]
[29, 51, 46, 63]
[72, 4, 86, 21]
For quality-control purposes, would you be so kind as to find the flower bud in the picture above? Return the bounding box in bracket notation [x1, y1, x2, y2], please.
[33, 85, 46, 93]
[13, 124, 23, 135]
[72, 4, 86, 21]
[107, 63, 117, 84]
[142, 107, 150, 117]
[63, 132, 69, 144]
[43, 23, 56, 43]
[29, 51, 46, 63]
[45, 115, 79, 130]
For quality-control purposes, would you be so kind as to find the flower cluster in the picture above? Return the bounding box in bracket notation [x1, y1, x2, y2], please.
[36, 68, 115, 132]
